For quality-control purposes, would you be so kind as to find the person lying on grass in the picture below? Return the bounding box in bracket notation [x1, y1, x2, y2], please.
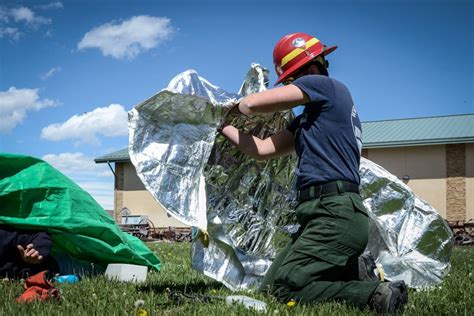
[0, 224, 59, 279]
[0, 224, 102, 279]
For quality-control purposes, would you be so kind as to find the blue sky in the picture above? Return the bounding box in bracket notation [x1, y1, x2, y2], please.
[0, 0, 472, 209]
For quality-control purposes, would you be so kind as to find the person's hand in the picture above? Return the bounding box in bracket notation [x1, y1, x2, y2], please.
[226, 102, 241, 116]
[17, 244, 44, 264]
[223, 98, 245, 117]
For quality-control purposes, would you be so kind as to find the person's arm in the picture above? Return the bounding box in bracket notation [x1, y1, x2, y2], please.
[220, 124, 295, 160]
[17, 231, 52, 264]
[237, 84, 310, 115]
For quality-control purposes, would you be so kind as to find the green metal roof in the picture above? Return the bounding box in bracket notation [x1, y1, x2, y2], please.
[95, 114, 474, 163]
[94, 148, 130, 163]
[362, 114, 474, 148]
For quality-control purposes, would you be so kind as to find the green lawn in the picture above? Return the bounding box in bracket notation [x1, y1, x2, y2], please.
[1, 243, 473, 315]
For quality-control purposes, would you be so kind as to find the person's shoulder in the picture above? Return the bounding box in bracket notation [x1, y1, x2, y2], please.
[293, 75, 332, 90]
[298, 74, 331, 83]
[328, 77, 343, 83]
[298, 75, 345, 89]
[328, 77, 350, 92]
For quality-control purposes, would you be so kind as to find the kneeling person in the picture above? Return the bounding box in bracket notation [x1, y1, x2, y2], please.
[219, 32, 408, 314]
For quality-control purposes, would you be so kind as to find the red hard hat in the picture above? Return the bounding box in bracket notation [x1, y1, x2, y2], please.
[273, 33, 337, 85]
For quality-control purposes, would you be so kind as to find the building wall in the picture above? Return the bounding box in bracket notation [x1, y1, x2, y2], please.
[114, 142, 472, 224]
[366, 145, 447, 218]
[446, 144, 466, 221]
[118, 163, 187, 228]
[114, 163, 124, 222]
[466, 143, 474, 221]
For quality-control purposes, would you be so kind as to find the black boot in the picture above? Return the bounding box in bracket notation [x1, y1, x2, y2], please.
[369, 281, 408, 314]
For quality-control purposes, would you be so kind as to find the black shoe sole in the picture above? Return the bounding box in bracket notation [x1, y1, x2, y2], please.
[387, 281, 408, 313]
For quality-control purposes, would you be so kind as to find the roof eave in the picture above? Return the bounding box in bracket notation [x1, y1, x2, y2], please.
[363, 137, 474, 149]
[94, 158, 131, 164]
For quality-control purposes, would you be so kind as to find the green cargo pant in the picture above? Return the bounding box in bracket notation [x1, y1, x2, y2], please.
[260, 189, 380, 308]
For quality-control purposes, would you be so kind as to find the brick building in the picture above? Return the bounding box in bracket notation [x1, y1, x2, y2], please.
[95, 114, 474, 227]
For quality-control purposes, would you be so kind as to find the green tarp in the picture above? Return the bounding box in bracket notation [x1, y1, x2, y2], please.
[0, 153, 160, 271]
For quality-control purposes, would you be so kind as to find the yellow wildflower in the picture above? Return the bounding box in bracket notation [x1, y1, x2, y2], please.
[137, 308, 148, 316]
[287, 300, 296, 307]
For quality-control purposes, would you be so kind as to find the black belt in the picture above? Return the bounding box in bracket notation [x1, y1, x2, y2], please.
[297, 180, 360, 202]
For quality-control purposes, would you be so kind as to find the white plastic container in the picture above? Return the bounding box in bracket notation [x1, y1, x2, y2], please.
[225, 295, 267, 312]
[105, 263, 148, 283]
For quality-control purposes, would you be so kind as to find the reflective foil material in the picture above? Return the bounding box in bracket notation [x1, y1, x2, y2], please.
[128, 70, 238, 229]
[360, 158, 453, 288]
[197, 66, 298, 290]
[129, 64, 453, 291]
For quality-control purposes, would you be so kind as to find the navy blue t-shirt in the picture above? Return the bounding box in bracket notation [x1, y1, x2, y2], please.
[288, 75, 362, 190]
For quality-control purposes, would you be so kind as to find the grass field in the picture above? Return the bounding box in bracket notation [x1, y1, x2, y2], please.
[1, 242, 473, 315]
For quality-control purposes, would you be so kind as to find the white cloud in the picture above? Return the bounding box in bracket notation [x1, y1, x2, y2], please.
[36, 2, 64, 10]
[41, 104, 128, 145]
[42, 152, 114, 210]
[0, 26, 21, 40]
[0, 87, 58, 133]
[10, 6, 51, 27]
[42, 152, 113, 178]
[77, 15, 174, 59]
[0, 7, 9, 22]
[40, 66, 61, 80]
[0, 5, 52, 40]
